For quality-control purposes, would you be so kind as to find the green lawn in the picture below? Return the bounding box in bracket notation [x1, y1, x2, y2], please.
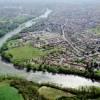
[5, 44, 62, 62]
[0, 84, 24, 100]
[38, 86, 74, 100]
[6, 45, 45, 61]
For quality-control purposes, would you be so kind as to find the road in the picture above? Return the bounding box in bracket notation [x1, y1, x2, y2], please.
[61, 25, 81, 56]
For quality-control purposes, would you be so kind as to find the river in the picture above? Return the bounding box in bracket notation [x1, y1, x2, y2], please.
[0, 9, 100, 89]
[0, 8, 52, 48]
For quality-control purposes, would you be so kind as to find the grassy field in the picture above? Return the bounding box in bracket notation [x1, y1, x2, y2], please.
[0, 83, 24, 100]
[6, 45, 45, 61]
[38, 86, 74, 100]
[4, 43, 62, 62]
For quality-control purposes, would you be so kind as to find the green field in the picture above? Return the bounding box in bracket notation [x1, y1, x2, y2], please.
[6, 45, 45, 61]
[4, 43, 62, 62]
[0, 84, 24, 100]
[38, 86, 73, 100]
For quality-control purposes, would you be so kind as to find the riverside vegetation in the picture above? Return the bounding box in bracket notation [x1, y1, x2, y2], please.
[0, 76, 100, 100]
[0, 16, 32, 38]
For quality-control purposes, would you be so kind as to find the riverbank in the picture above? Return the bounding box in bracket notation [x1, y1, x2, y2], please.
[1, 53, 100, 81]
[0, 76, 100, 100]
[0, 56, 100, 89]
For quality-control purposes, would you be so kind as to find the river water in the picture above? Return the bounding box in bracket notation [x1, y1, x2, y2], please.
[0, 9, 100, 89]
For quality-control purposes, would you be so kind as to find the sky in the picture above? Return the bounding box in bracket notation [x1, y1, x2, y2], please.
[0, 0, 99, 3]
[0, 0, 100, 5]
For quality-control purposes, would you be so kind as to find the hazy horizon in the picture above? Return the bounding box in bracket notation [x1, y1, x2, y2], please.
[0, 0, 100, 3]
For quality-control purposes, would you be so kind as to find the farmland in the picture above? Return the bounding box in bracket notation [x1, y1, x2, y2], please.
[0, 83, 24, 100]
